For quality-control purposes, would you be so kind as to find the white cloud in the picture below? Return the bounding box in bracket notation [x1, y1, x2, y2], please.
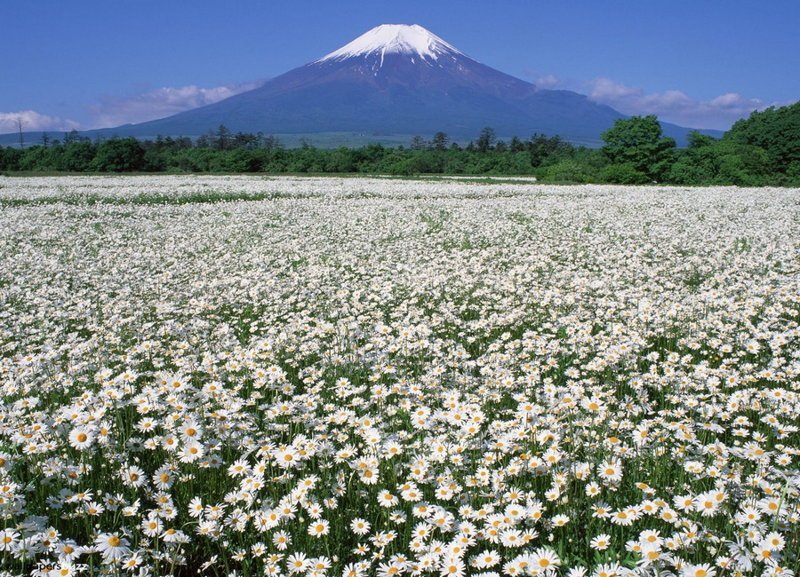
[588, 77, 641, 100]
[88, 82, 261, 128]
[534, 74, 562, 89]
[527, 73, 791, 130]
[584, 77, 783, 130]
[0, 110, 80, 133]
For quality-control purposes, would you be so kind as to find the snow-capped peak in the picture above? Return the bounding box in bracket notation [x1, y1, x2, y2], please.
[318, 24, 462, 63]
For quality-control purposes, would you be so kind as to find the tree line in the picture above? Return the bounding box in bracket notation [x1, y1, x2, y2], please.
[1, 102, 797, 186]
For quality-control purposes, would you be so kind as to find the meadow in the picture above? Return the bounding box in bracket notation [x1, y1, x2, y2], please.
[0, 175, 798, 577]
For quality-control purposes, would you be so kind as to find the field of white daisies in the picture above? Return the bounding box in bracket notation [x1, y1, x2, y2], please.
[0, 175, 798, 577]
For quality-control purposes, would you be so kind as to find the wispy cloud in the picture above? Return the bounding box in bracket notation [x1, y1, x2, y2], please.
[88, 82, 262, 128]
[0, 110, 80, 133]
[533, 74, 562, 89]
[529, 72, 791, 130]
[584, 78, 782, 130]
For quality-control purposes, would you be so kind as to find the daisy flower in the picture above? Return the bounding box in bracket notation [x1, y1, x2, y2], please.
[94, 532, 130, 562]
[681, 564, 716, 577]
[531, 548, 561, 573]
[308, 519, 331, 538]
[590, 534, 611, 551]
[351, 518, 372, 536]
[597, 460, 623, 484]
[68, 427, 94, 450]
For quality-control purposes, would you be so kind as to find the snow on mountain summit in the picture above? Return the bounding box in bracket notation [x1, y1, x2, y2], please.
[318, 24, 462, 63]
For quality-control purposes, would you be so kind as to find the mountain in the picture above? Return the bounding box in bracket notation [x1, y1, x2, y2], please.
[3, 24, 720, 146]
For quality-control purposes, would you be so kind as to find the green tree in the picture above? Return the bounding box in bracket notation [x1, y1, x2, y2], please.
[509, 136, 525, 152]
[215, 125, 231, 150]
[410, 135, 427, 150]
[601, 115, 675, 182]
[528, 134, 572, 167]
[91, 138, 145, 172]
[715, 141, 770, 186]
[665, 132, 719, 185]
[61, 141, 97, 171]
[687, 130, 717, 149]
[724, 102, 800, 183]
[601, 163, 650, 184]
[64, 129, 86, 145]
[538, 159, 593, 183]
[431, 132, 449, 151]
[475, 127, 496, 153]
[326, 147, 355, 172]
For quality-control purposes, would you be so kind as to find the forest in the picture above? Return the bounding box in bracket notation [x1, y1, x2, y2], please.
[1, 102, 798, 186]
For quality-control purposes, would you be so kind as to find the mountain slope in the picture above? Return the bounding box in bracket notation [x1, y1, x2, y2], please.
[5, 24, 720, 146]
[105, 24, 633, 144]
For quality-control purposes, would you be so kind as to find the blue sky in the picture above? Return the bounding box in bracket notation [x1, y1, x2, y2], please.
[2, 0, 798, 133]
